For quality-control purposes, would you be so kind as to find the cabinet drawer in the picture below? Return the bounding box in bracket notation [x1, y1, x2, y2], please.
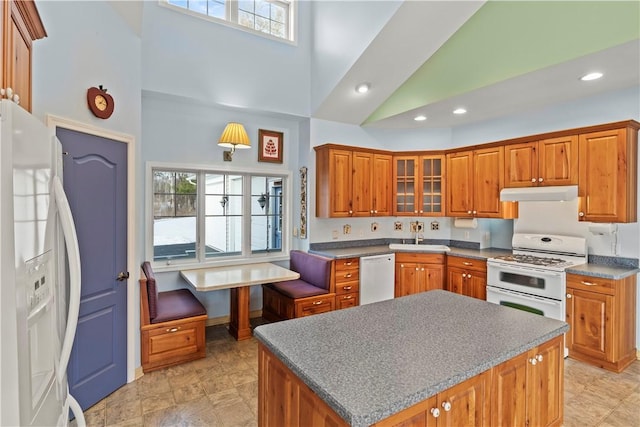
[335, 268, 359, 284]
[567, 274, 615, 295]
[395, 252, 445, 264]
[446, 256, 487, 273]
[146, 321, 202, 361]
[335, 257, 359, 271]
[335, 292, 359, 309]
[336, 281, 359, 295]
[297, 296, 335, 317]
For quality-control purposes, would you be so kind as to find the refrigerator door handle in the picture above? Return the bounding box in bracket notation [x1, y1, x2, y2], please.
[52, 176, 82, 385]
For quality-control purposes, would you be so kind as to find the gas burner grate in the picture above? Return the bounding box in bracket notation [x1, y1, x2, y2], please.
[492, 254, 569, 267]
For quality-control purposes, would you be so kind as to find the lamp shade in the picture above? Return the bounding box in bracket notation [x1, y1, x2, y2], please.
[218, 122, 251, 149]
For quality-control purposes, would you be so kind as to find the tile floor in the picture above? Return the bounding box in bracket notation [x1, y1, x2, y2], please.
[78, 323, 639, 427]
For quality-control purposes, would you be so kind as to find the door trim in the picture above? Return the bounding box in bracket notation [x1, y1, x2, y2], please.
[45, 114, 137, 383]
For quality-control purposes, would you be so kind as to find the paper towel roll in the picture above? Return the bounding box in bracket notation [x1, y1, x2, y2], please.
[454, 217, 478, 229]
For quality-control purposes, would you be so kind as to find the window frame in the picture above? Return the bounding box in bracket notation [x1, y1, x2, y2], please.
[146, 161, 292, 272]
[159, 0, 298, 45]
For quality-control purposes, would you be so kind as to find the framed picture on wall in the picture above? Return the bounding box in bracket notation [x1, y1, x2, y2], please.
[258, 129, 283, 163]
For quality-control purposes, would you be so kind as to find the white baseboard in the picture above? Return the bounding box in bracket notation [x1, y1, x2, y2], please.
[134, 366, 144, 380]
[637, 349, 640, 360]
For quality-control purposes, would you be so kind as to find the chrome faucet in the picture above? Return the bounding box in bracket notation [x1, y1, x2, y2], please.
[414, 221, 423, 245]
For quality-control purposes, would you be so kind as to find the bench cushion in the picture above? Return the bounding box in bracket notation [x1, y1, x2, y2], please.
[141, 261, 159, 321]
[289, 250, 332, 291]
[268, 280, 330, 299]
[152, 289, 207, 324]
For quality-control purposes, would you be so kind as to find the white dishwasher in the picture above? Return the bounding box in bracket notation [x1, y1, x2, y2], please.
[359, 253, 395, 305]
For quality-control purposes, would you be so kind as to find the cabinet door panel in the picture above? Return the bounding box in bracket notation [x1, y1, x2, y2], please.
[567, 288, 613, 361]
[578, 129, 633, 222]
[446, 152, 473, 217]
[504, 143, 537, 188]
[446, 268, 465, 295]
[394, 156, 419, 215]
[491, 352, 528, 427]
[395, 263, 419, 297]
[352, 151, 373, 216]
[439, 371, 489, 427]
[329, 149, 353, 217]
[420, 156, 445, 216]
[538, 135, 578, 186]
[527, 337, 563, 427]
[473, 147, 504, 218]
[373, 154, 393, 216]
[421, 265, 444, 292]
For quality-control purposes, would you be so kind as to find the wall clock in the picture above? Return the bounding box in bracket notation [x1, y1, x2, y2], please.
[87, 85, 114, 119]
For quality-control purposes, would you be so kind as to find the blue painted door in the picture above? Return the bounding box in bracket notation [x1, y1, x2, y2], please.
[56, 128, 127, 411]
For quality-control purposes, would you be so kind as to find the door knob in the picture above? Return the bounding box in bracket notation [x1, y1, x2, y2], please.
[117, 271, 130, 281]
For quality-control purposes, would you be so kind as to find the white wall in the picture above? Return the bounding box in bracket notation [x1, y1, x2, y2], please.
[141, 1, 311, 117]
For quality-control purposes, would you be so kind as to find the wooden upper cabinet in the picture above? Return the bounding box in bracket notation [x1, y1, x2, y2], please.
[393, 155, 445, 216]
[315, 145, 392, 218]
[578, 126, 638, 223]
[504, 136, 578, 187]
[372, 153, 393, 216]
[1, 0, 47, 112]
[447, 147, 514, 218]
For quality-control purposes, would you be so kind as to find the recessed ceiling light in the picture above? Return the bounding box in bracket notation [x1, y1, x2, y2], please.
[580, 72, 603, 81]
[453, 108, 467, 115]
[355, 83, 370, 94]
[414, 115, 427, 121]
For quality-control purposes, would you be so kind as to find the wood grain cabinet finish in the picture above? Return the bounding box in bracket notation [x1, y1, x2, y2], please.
[504, 136, 578, 188]
[395, 253, 445, 297]
[491, 335, 564, 427]
[315, 145, 392, 218]
[334, 257, 359, 309]
[393, 155, 445, 216]
[1, 0, 46, 112]
[259, 336, 564, 427]
[446, 147, 517, 219]
[577, 125, 638, 223]
[566, 273, 637, 372]
[446, 256, 487, 301]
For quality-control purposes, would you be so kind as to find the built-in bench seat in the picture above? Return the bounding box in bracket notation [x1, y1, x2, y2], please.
[262, 250, 335, 321]
[140, 261, 207, 372]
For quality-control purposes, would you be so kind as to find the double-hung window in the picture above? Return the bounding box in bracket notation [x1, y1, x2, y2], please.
[150, 165, 289, 268]
[162, 0, 295, 42]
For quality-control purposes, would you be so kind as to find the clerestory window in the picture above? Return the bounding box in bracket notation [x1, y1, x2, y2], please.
[162, 0, 295, 42]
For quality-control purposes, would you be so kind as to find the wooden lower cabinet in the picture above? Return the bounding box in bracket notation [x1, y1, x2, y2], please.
[566, 273, 637, 372]
[446, 256, 487, 300]
[334, 257, 360, 310]
[395, 253, 445, 297]
[491, 335, 564, 427]
[258, 336, 563, 427]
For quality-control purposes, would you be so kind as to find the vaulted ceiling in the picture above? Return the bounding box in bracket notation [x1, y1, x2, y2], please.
[313, 1, 640, 129]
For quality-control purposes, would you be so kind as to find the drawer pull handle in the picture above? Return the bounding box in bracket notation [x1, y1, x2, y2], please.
[345, 273, 352, 278]
[580, 281, 597, 286]
[343, 286, 352, 291]
[167, 327, 180, 333]
[313, 301, 323, 305]
[344, 261, 352, 266]
[463, 262, 473, 266]
[344, 295, 352, 300]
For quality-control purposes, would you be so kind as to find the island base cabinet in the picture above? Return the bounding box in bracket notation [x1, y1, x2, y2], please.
[258, 336, 563, 427]
[490, 335, 564, 427]
[258, 343, 348, 427]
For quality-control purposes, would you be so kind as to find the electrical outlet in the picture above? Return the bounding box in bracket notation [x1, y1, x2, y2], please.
[371, 222, 379, 232]
[430, 221, 439, 231]
[416, 222, 424, 232]
[293, 227, 299, 237]
[332, 230, 338, 240]
[394, 222, 403, 231]
[343, 224, 351, 234]
[464, 231, 470, 239]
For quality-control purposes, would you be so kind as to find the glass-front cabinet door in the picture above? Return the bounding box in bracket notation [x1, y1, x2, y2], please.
[393, 155, 445, 216]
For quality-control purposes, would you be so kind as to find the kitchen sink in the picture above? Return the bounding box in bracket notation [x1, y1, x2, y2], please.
[388, 244, 451, 252]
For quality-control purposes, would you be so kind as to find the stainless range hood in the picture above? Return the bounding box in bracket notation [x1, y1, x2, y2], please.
[500, 185, 578, 202]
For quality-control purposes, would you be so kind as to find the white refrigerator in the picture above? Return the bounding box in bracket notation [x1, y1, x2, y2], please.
[0, 99, 85, 426]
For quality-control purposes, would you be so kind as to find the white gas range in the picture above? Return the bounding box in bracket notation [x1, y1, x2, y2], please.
[486, 233, 587, 357]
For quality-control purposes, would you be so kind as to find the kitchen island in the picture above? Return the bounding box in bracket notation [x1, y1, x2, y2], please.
[254, 290, 568, 427]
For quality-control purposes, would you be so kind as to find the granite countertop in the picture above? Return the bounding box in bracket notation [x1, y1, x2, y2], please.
[254, 290, 568, 427]
[566, 263, 640, 280]
[310, 245, 638, 279]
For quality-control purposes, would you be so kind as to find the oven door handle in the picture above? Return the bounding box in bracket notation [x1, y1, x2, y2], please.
[487, 286, 562, 305]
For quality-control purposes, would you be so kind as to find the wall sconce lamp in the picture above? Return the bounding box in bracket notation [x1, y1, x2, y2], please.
[257, 193, 267, 210]
[218, 122, 251, 161]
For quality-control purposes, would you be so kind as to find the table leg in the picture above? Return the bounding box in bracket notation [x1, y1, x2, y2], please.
[229, 285, 252, 340]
